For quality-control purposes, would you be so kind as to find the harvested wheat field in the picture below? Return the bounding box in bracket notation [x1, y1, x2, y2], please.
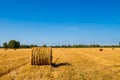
[0, 48, 120, 80]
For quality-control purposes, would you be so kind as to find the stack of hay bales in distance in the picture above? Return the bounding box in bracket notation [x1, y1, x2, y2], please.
[31, 47, 52, 65]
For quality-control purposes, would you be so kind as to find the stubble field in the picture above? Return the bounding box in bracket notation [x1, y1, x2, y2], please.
[0, 48, 120, 80]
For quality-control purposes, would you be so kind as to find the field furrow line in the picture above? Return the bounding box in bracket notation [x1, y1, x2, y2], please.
[71, 50, 120, 66]
[0, 57, 30, 78]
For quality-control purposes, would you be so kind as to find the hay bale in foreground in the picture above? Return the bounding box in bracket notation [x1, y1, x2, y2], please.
[31, 47, 52, 65]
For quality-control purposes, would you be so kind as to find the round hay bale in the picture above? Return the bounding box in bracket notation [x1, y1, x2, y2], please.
[112, 47, 115, 50]
[99, 48, 103, 51]
[31, 47, 52, 65]
[4, 48, 7, 51]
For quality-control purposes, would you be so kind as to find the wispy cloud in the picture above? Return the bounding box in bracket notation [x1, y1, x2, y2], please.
[68, 26, 79, 31]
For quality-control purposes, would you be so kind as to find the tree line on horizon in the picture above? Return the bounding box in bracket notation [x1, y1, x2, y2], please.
[1, 40, 120, 49]
[51, 44, 120, 48]
[2, 40, 38, 49]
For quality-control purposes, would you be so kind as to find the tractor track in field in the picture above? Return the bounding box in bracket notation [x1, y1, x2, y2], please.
[0, 58, 30, 78]
[49, 49, 67, 80]
[71, 49, 120, 66]
[49, 49, 73, 80]
[0, 56, 29, 64]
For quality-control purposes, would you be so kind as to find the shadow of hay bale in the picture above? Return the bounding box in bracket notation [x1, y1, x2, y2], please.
[51, 63, 71, 68]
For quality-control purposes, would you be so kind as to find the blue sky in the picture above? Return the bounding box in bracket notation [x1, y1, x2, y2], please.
[0, 0, 120, 46]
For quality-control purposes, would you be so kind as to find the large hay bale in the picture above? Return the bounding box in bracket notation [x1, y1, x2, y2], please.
[31, 47, 52, 65]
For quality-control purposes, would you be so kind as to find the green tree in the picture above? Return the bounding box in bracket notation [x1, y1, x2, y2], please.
[3, 42, 8, 49]
[20, 45, 30, 48]
[30, 45, 38, 48]
[16, 41, 20, 48]
[42, 44, 47, 47]
[8, 40, 20, 49]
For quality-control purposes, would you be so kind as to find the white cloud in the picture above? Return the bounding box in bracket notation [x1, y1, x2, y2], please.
[68, 26, 79, 31]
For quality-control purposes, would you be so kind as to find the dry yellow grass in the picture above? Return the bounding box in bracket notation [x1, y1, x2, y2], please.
[0, 48, 120, 80]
